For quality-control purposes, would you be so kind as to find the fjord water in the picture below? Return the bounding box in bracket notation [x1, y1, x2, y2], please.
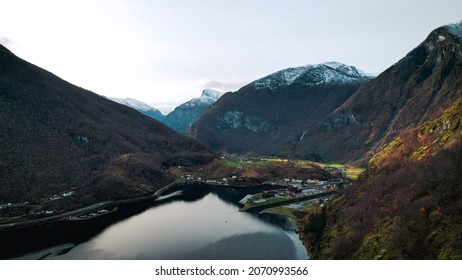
[18, 185, 308, 260]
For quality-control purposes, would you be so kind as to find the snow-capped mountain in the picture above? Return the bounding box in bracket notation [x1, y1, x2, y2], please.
[192, 21, 462, 164]
[252, 62, 370, 90]
[108, 97, 165, 121]
[181, 89, 224, 107]
[191, 62, 371, 157]
[163, 89, 224, 133]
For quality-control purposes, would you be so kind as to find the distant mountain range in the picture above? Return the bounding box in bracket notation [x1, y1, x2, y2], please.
[0, 44, 214, 213]
[108, 89, 224, 133]
[163, 89, 224, 133]
[108, 97, 165, 122]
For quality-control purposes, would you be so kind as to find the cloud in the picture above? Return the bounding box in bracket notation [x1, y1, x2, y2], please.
[201, 80, 249, 93]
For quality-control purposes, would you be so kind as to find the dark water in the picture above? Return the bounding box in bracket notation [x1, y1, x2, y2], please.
[15, 185, 308, 260]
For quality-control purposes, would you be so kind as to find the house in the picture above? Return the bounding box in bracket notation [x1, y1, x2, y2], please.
[288, 186, 302, 194]
[62, 191, 74, 197]
[239, 195, 254, 205]
[262, 190, 277, 198]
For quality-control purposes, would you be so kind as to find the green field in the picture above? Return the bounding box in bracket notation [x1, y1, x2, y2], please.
[324, 163, 344, 169]
[220, 159, 263, 168]
[240, 197, 290, 212]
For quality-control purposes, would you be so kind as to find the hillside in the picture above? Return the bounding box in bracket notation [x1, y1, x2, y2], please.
[0, 45, 214, 221]
[191, 62, 371, 158]
[302, 22, 462, 259]
[306, 97, 462, 259]
[163, 89, 224, 133]
[307, 23, 462, 164]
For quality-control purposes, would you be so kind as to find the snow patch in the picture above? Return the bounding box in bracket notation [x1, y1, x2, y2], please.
[181, 89, 224, 108]
[447, 20, 462, 39]
[253, 66, 310, 90]
[108, 97, 159, 112]
[252, 62, 368, 90]
[437, 35, 446, 42]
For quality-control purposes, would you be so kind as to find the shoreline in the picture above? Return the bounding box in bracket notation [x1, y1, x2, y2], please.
[0, 180, 179, 232]
[1, 182, 311, 259]
[0, 180, 276, 231]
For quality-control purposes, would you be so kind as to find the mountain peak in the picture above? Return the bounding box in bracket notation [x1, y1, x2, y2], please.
[201, 88, 224, 101]
[187, 89, 224, 106]
[252, 62, 369, 90]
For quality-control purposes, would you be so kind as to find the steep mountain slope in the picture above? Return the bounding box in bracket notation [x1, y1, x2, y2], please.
[108, 97, 165, 122]
[303, 22, 462, 259]
[163, 89, 224, 133]
[191, 62, 371, 157]
[307, 97, 462, 259]
[0, 45, 214, 217]
[307, 22, 462, 163]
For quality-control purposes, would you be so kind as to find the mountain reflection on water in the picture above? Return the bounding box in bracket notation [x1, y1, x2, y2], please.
[17, 185, 308, 260]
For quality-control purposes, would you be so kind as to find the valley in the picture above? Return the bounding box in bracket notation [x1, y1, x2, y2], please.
[1, 19, 462, 260]
[0, 153, 354, 226]
[0, 152, 355, 259]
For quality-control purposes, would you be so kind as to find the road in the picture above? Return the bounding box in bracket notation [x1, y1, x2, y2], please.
[241, 190, 337, 213]
[0, 180, 179, 231]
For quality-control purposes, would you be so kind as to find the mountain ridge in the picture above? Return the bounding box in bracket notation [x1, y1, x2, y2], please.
[191, 62, 372, 158]
[0, 44, 214, 218]
[307, 97, 462, 259]
[293, 23, 462, 164]
[302, 21, 462, 259]
[108, 97, 165, 122]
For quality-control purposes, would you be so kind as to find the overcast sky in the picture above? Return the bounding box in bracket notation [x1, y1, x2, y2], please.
[1, 0, 461, 109]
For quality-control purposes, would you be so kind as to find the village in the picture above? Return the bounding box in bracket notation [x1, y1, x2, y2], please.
[0, 190, 76, 222]
[175, 167, 342, 214]
[1, 153, 356, 225]
[171, 153, 352, 215]
[237, 178, 339, 212]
